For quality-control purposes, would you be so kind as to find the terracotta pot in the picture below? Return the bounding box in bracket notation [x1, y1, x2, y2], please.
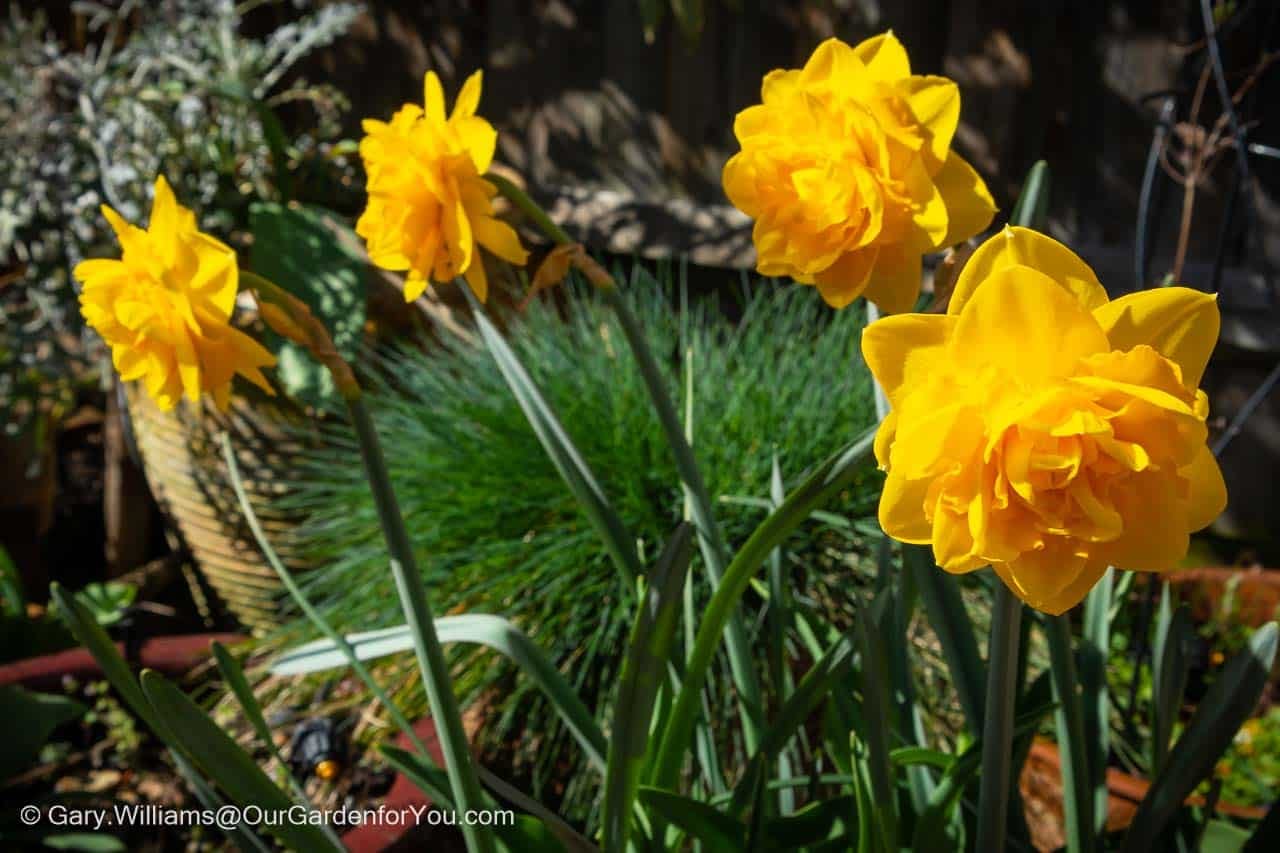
[1165, 566, 1280, 628]
[341, 717, 464, 853]
[0, 633, 248, 691]
[123, 383, 319, 632]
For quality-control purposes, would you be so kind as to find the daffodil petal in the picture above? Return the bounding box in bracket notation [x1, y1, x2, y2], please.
[879, 469, 934, 544]
[1091, 287, 1219, 389]
[1182, 444, 1227, 531]
[813, 247, 879, 309]
[452, 70, 483, 119]
[473, 215, 529, 266]
[934, 152, 996, 248]
[424, 71, 446, 122]
[950, 226, 1108, 316]
[463, 252, 489, 302]
[852, 31, 911, 79]
[902, 75, 959, 169]
[861, 312, 955, 405]
[950, 265, 1109, 383]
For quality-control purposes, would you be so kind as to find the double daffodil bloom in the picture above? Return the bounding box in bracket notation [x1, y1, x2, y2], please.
[74, 176, 275, 411]
[723, 32, 996, 312]
[863, 227, 1227, 613]
[357, 70, 529, 302]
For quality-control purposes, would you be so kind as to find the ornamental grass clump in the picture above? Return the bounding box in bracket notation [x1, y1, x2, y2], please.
[275, 274, 882, 816]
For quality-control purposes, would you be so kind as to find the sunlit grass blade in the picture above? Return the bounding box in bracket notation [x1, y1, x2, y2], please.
[604, 523, 694, 851]
[463, 283, 643, 587]
[649, 424, 877, 790]
[1044, 614, 1094, 853]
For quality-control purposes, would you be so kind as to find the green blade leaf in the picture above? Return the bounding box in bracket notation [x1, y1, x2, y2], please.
[760, 795, 858, 849]
[1122, 622, 1279, 852]
[273, 615, 606, 773]
[651, 425, 877, 790]
[1044, 613, 1095, 853]
[138, 671, 342, 853]
[49, 583, 162, 734]
[854, 595, 899, 853]
[912, 683, 1056, 852]
[1151, 585, 1192, 776]
[210, 643, 274, 758]
[638, 787, 744, 852]
[380, 744, 455, 808]
[903, 545, 985, 735]
[0, 543, 23, 616]
[1010, 160, 1051, 231]
[0, 685, 86, 778]
[465, 285, 644, 587]
[478, 766, 599, 853]
[604, 522, 693, 852]
[728, 627, 858, 815]
[211, 641, 340, 849]
[1081, 567, 1114, 834]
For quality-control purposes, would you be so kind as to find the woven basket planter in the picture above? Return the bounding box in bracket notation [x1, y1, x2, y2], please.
[124, 383, 316, 633]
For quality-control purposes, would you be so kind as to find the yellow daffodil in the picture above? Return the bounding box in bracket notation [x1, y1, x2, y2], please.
[862, 226, 1226, 613]
[357, 70, 529, 302]
[74, 176, 275, 411]
[723, 32, 996, 312]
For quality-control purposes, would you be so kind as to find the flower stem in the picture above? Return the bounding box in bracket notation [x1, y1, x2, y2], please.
[346, 394, 494, 853]
[220, 432, 433, 760]
[241, 268, 491, 852]
[490, 170, 765, 750]
[977, 583, 1024, 853]
[1046, 613, 1096, 853]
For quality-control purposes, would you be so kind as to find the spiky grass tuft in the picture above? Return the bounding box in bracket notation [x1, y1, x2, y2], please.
[276, 264, 882, 819]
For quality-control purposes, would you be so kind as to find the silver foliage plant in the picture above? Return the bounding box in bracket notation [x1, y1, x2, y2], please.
[0, 0, 361, 432]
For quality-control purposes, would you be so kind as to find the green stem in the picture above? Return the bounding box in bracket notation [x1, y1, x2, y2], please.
[492, 170, 764, 751]
[487, 173, 574, 245]
[219, 433, 432, 760]
[977, 583, 1024, 853]
[602, 285, 763, 749]
[346, 395, 493, 853]
[651, 426, 877, 789]
[1046, 614, 1096, 853]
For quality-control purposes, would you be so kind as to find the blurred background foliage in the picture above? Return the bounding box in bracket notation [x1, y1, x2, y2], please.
[0, 0, 362, 436]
